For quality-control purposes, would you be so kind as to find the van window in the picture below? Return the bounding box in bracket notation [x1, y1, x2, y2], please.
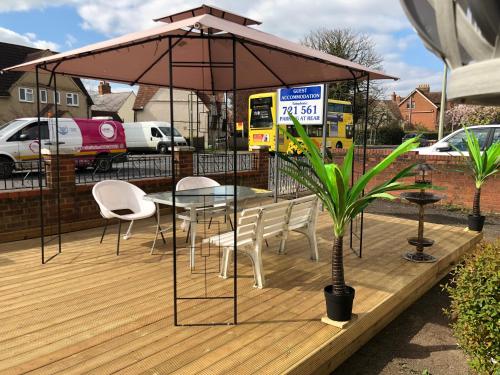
[159, 127, 181, 137]
[447, 128, 490, 151]
[151, 127, 162, 138]
[8, 121, 49, 142]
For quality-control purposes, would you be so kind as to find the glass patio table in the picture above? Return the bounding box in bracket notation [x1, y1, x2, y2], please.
[144, 185, 271, 268]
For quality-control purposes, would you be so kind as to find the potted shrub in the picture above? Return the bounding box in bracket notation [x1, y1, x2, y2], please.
[443, 240, 500, 374]
[454, 128, 499, 232]
[279, 114, 422, 322]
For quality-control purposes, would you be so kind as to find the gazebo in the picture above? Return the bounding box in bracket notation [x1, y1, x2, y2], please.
[3, 4, 396, 325]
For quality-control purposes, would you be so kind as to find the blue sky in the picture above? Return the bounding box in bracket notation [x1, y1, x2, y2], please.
[0, 0, 443, 96]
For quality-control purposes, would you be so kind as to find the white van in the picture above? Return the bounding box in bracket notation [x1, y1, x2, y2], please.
[416, 125, 499, 156]
[0, 117, 127, 177]
[123, 121, 188, 154]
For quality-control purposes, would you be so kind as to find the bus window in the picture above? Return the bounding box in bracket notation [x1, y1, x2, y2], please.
[343, 104, 352, 113]
[250, 97, 273, 128]
[304, 125, 323, 138]
[286, 125, 299, 137]
[328, 103, 344, 113]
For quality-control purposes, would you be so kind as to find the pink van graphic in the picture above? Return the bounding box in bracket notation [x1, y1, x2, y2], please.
[74, 119, 126, 155]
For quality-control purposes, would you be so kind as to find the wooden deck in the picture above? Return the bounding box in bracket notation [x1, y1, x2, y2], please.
[0, 210, 481, 374]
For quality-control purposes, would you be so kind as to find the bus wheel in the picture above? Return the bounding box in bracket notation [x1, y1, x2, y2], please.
[94, 154, 112, 173]
[0, 156, 14, 179]
[336, 141, 343, 149]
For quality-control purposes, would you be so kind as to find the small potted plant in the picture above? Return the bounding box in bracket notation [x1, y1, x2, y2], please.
[454, 128, 499, 232]
[280, 114, 422, 322]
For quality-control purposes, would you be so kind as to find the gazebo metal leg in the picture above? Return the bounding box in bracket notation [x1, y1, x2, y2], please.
[117, 219, 122, 256]
[100, 220, 108, 244]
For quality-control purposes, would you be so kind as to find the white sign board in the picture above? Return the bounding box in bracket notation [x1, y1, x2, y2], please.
[277, 84, 324, 125]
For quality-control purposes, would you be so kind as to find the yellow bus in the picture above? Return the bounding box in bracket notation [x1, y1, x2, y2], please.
[248, 92, 354, 153]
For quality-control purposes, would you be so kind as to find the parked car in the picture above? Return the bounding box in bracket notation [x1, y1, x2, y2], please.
[122, 121, 187, 154]
[0, 117, 127, 178]
[416, 125, 499, 155]
[402, 133, 430, 147]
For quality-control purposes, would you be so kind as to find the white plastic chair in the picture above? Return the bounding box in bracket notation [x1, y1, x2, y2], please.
[176, 176, 232, 239]
[92, 180, 165, 255]
[279, 195, 319, 261]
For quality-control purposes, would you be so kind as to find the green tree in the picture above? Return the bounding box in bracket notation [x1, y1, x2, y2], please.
[301, 27, 384, 132]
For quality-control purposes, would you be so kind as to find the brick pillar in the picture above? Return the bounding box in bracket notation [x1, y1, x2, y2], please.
[253, 147, 269, 189]
[42, 148, 76, 222]
[173, 146, 194, 179]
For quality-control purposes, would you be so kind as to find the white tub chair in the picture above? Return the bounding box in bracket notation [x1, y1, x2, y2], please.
[92, 180, 165, 255]
[176, 176, 232, 239]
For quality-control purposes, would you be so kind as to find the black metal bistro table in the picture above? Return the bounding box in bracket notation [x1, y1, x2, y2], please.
[144, 185, 271, 268]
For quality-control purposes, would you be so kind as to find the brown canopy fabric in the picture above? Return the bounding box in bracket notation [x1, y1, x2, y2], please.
[3, 11, 397, 91]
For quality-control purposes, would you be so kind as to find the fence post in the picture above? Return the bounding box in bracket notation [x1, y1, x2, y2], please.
[42, 147, 76, 223]
[173, 146, 194, 180]
[253, 147, 269, 190]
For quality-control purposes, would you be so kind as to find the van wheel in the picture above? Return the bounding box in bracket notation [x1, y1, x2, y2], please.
[94, 155, 112, 173]
[336, 142, 343, 149]
[158, 144, 169, 154]
[0, 157, 14, 179]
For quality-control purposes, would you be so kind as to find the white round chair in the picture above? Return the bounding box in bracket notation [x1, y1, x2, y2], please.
[176, 176, 233, 240]
[92, 180, 165, 255]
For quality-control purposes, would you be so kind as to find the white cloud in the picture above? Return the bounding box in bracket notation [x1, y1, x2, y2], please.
[0, 27, 59, 50]
[0, 0, 77, 13]
[0, 0, 441, 96]
[65, 33, 77, 48]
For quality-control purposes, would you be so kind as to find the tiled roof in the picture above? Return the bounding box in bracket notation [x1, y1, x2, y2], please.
[133, 85, 159, 110]
[0, 41, 93, 105]
[0, 42, 39, 96]
[91, 91, 133, 112]
[422, 91, 442, 105]
[382, 99, 403, 120]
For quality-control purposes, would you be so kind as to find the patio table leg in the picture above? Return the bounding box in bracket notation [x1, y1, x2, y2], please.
[151, 203, 167, 254]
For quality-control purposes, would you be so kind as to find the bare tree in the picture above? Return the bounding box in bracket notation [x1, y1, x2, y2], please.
[302, 28, 385, 139]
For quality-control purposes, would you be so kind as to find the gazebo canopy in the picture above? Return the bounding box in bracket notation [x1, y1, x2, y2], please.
[3, 5, 396, 91]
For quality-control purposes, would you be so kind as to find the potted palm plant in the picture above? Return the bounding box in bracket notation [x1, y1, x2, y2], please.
[279, 114, 423, 322]
[454, 128, 499, 232]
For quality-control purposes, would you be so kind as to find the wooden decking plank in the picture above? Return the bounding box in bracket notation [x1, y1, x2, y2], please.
[0, 208, 481, 375]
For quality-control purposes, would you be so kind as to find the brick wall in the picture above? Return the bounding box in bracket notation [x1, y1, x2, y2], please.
[0, 149, 270, 243]
[330, 148, 499, 213]
[0, 148, 497, 244]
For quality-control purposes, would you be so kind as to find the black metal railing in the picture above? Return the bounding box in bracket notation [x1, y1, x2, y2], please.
[269, 154, 315, 197]
[194, 152, 256, 175]
[0, 160, 47, 190]
[75, 155, 172, 185]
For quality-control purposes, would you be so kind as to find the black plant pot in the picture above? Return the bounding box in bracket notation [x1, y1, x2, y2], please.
[324, 285, 355, 322]
[468, 215, 485, 232]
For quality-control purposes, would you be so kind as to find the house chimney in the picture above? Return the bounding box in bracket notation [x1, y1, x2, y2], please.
[417, 83, 430, 93]
[98, 81, 111, 95]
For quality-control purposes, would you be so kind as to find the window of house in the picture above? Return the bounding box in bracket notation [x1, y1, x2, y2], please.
[406, 100, 416, 109]
[19, 87, 34, 103]
[66, 93, 79, 107]
[39, 89, 47, 103]
[54, 91, 60, 105]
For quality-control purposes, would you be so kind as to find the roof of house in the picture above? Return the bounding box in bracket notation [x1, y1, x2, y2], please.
[0, 41, 92, 104]
[91, 91, 134, 112]
[398, 88, 442, 108]
[423, 91, 442, 104]
[382, 99, 403, 120]
[132, 85, 159, 110]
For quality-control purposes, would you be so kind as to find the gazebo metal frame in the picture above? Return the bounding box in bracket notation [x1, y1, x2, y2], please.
[5, 5, 395, 325]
